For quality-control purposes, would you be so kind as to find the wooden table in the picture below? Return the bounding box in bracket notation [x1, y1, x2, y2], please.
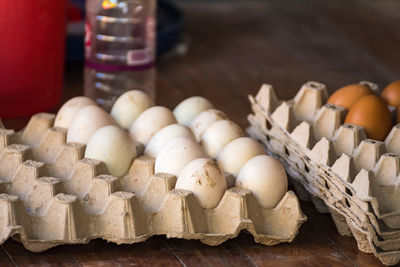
[1, 0, 399, 266]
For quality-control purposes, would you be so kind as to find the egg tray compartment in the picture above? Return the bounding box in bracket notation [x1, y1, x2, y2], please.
[0, 113, 306, 252]
[247, 81, 400, 266]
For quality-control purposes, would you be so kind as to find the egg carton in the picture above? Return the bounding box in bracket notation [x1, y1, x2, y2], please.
[0, 113, 306, 252]
[247, 81, 400, 266]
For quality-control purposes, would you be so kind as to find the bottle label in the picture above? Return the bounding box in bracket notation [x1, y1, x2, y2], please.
[84, 21, 92, 58]
[127, 49, 152, 66]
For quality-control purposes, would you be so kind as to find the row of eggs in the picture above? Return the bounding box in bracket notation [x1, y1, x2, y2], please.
[53, 91, 288, 210]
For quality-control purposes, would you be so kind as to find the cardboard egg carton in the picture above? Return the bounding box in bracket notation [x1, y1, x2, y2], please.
[0, 113, 306, 252]
[247, 81, 400, 266]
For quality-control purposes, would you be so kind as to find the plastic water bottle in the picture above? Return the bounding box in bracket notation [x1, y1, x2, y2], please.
[84, 0, 156, 110]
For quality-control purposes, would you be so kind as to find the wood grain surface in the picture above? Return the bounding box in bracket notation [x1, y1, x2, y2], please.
[2, 0, 399, 266]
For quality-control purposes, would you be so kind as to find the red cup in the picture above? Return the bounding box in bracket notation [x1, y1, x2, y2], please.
[0, 0, 67, 118]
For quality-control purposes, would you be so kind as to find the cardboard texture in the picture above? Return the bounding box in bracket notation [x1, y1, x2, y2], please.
[0, 113, 306, 252]
[247, 81, 400, 266]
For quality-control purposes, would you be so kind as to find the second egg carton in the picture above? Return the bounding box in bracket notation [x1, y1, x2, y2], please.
[247, 81, 400, 266]
[0, 113, 306, 252]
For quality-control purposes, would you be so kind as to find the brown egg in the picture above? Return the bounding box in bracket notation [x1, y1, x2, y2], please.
[345, 95, 392, 141]
[381, 80, 400, 107]
[327, 84, 373, 109]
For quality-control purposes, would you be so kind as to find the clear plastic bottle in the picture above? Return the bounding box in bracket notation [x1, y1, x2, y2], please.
[84, 0, 156, 110]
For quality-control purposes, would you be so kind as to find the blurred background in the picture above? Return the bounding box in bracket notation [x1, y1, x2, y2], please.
[67, 0, 400, 124]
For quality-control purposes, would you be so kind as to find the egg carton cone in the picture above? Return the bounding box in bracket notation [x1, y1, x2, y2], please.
[247, 82, 400, 266]
[0, 113, 306, 252]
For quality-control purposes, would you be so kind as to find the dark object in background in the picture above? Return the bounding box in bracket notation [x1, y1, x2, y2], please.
[66, 0, 183, 62]
[156, 0, 184, 55]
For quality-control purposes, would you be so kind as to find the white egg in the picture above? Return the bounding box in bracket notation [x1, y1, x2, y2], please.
[217, 137, 266, 176]
[67, 105, 116, 144]
[155, 137, 206, 176]
[144, 124, 195, 158]
[110, 90, 154, 129]
[175, 158, 227, 209]
[190, 109, 228, 141]
[201, 120, 244, 158]
[236, 155, 288, 209]
[173, 96, 214, 126]
[85, 125, 137, 177]
[55, 96, 97, 128]
[129, 106, 177, 145]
